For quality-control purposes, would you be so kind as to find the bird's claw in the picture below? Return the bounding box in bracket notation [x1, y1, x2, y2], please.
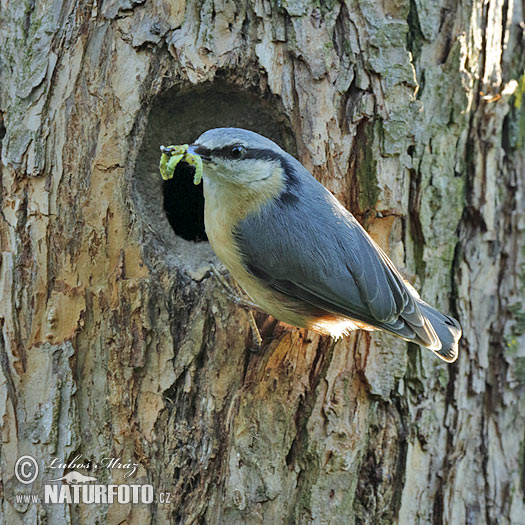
[208, 264, 263, 352]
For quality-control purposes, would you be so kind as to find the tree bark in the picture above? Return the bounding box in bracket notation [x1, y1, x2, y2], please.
[0, 0, 524, 524]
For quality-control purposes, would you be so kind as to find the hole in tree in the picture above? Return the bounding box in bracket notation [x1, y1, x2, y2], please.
[163, 162, 207, 242]
[134, 82, 296, 244]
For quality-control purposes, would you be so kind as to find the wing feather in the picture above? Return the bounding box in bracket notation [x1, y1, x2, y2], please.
[235, 172, 439, 348]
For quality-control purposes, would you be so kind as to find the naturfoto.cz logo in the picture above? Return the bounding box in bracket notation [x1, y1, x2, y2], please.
[13, 455, 171, 505]
[43, 479, 154, 504]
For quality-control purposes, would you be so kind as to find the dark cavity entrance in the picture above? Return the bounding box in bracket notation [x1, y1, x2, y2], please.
[135, 82, 296, 243]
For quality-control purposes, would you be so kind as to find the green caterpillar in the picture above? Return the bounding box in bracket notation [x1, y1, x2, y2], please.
[159, 144, 203, 185]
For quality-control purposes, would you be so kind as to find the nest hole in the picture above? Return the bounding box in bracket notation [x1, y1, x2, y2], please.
[163, 163, 207, 242]
[134, 82, 296, 246]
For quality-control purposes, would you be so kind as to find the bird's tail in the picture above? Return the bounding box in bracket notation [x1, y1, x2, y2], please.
[417, 300, 462, 362]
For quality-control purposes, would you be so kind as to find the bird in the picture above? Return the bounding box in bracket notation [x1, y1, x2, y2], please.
[169, 128, 462, 362]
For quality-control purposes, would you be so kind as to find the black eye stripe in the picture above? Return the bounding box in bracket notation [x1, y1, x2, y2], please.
[195, 142, 300, 191]
[210, 146, 284, 163]
[209, 144, 244, 159]
[191, 145, 212, 160]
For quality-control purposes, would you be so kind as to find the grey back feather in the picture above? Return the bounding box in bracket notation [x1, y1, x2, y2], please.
[233, 145, 440, 349]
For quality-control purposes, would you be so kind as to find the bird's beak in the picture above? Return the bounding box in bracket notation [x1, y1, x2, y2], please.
[188, 144, 211, 162]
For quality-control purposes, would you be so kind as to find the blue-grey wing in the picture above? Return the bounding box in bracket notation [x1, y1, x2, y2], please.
[234, 179, 438, 347]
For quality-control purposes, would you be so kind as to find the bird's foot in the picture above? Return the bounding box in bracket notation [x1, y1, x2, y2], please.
[208, 263, 263, 352]
[208, 264, 260, 310]
[247, 309, 263, 352]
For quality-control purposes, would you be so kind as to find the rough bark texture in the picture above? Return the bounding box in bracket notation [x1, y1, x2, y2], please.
[0, 0, 524, 524]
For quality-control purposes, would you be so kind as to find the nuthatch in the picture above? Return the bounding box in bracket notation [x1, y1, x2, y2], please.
[163, 128, 462, 362]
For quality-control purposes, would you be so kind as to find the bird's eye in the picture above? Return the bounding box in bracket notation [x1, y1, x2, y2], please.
[230, 145, 245, 159]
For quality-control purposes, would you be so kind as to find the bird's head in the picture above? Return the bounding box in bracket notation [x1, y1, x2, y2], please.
[188, 128, 290, 189]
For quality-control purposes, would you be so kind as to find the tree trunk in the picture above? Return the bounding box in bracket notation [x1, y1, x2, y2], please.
[1, 0, 524, 523]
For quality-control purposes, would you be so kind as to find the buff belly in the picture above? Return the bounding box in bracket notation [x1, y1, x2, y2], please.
[203, 176, 374, 339]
